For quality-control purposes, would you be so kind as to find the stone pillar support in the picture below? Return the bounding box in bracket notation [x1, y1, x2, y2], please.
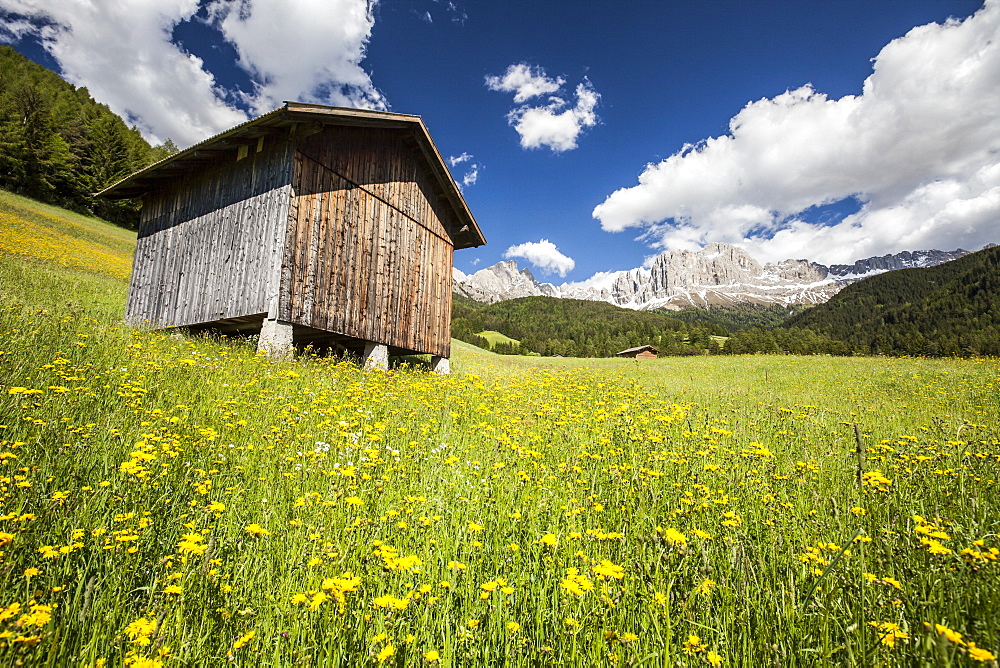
[430, 355, 450, 375]
[258, 319, 294, 357]
[363, 342, 389, 371]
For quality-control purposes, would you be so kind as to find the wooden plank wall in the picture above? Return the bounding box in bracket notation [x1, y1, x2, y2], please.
[126, 140, 294, 328]
[282, 126, 455, 358]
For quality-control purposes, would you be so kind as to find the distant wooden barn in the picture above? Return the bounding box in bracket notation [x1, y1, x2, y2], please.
[98, 102, 486, 372]
[616, 345, 659, 359]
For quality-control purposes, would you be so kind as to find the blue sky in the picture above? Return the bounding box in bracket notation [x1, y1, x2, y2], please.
[2, 0, 997, 282]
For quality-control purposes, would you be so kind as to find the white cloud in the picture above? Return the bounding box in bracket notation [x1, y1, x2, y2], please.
[593, 0, 1000, 264]
[487, 63, 600, 152]
[0, 0, 384, 146]
[207, 0, 385, 116]
[462, 165, 479, 187]
[445, 2, 467, 24]
[485, 62, 564, 103]
[504, 239, 576, 277]
[448, 152, 479, 187]
[507, 82, 599, 152]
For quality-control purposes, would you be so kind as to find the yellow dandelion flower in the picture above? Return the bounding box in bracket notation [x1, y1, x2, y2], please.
[967, 642, 996, 662]
[591, 559, 624, 579]
[232, 630, 255, 650]
[869, 621, 909, 648]
[0, 602, 22, 622]
[244, 523, 270, 536]
[376, 644, 395, 663]
[560, 569, 594, 596]
[694, 579, 716, 596]
[929, 623, 965, 645]
[684, 634, 707, 655]
[124, 618, 157, 642]
[659, 527, 687, 545]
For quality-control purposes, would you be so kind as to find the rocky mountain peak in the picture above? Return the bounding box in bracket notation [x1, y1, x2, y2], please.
[453, 260, 558, 303]
[453, 243, 976, 310]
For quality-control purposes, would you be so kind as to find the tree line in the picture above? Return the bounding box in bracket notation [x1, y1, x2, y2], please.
[0, 46, 177, 227]
[452, 295, 728, 358]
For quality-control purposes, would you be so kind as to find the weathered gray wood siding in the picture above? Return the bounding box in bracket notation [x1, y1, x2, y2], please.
[281, 126, 456, 357]
[125, 140, 294, 328]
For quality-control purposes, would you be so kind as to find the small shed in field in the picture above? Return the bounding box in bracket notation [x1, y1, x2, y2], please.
[98, 102, 485, 372]
[616, 345, 659, 359]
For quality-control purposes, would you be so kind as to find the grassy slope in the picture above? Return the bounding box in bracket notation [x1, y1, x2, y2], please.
[0, 189, 136, 281]
[475, 330, 520, 347]
[1, 193, 998, 666]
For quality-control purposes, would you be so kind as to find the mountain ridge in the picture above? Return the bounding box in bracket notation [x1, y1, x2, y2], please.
[454, 243, 976, 310]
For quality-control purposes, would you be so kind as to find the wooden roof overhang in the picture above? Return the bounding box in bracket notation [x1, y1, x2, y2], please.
[96, 102, 486, 249]
[616, 345, 660, 356]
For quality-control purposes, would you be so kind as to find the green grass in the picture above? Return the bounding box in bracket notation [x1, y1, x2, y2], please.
[476, 330, 521, 347]
[0, 195, 998, 666]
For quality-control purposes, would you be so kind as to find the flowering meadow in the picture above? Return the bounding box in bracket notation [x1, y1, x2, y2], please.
[1, 194, 999, 666]
[0, 191, 134, 282]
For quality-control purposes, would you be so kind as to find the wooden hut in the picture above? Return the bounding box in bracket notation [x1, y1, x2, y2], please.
[98, 102, 486, 373]
[616, 345, 659, 359]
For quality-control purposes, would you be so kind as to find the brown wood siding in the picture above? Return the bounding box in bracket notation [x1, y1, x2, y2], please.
[125, 140, 294, 328]
[635, 351, 658, 359]
[282, 128, 455, 358]
[294, 126, 452, 240]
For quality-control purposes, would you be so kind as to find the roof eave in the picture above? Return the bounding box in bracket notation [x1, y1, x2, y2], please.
[95, 102, 487, 248]
[94, 105, 289, 200]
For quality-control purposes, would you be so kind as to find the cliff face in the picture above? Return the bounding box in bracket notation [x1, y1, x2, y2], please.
[453, 244, 973, 310]
[607, 243, 831, 308]
[453, 261, 559, 303]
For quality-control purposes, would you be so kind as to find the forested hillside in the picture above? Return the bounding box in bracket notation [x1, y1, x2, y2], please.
[784, 245, 1000, 356]
[452, 295, 727, 357]
[666, 303, 806, 331]
[0, 46, 176, 227]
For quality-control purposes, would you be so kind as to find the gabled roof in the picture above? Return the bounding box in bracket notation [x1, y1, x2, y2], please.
[96, 102, 485, 249]
[616, 345, 660, 356]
